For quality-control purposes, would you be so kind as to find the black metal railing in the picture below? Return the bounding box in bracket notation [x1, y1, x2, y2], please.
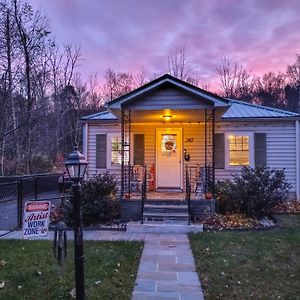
[141, 165, 147, 224]
[185, 165, 191, 225]
[0, 173, 64, 237]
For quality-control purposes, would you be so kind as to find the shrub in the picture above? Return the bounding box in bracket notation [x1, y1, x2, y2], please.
[65, 173, 120, 226]
[215, 166, 290, 218]
[215, 180, 239, 214]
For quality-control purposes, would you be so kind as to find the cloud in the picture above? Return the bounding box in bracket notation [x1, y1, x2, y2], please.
[33, 0, 300, 85]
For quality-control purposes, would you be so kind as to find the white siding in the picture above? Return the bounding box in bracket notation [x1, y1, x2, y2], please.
[215, 121, 297, 192]
[86, 123, 121, 178]
[85, 120, 297, 192]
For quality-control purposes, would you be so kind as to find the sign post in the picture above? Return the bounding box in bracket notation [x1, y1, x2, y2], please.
[23, 201, 51, 238]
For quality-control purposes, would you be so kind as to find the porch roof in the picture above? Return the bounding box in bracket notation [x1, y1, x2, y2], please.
[107, 74, 229, 110]
[82, 99, 299, 122]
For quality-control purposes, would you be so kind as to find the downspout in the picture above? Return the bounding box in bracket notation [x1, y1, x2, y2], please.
[83, 122, 88, 178]
[296, 120, 300, 201]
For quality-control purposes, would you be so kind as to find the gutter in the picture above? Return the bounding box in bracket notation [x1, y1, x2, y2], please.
[221, 116, 300, 122]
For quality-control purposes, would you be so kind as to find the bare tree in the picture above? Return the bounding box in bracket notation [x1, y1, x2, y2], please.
[287, 54, 300, 86]
[216, 56, 254, 101]
[254, 72, 286, 108]
[103, 68, 135, 102]
[13, 0, 51, 173]
[168, 47, 194, 82]
[134, 66, 148, 87]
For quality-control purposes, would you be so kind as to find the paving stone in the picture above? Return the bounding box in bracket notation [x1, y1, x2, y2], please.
[157, 281, 202, 292]
[142, 255, 176, 264]
[158, 263, 195, 272]
[138, 271, 177, 281]
[138, 261, 158, 272]
[176, 255, 195, 264]
[132, 291, 179, 300]
[158, 249, 193, 256]
[177, 272, 200, 284]
[179, 291, 205, 300]
[134, 279, 156, 292]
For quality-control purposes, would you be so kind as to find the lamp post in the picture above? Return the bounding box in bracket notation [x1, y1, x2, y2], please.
[65, 145, 88, 300]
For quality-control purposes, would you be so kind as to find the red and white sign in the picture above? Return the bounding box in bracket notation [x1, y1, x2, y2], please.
[23, 201, 51, 238]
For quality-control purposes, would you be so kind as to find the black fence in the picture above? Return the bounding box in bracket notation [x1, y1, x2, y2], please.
[0, 173, 63, 237]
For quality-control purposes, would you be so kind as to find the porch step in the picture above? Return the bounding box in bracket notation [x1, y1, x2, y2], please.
[144, 204, 188, 213]
[143, 202, 189, 223]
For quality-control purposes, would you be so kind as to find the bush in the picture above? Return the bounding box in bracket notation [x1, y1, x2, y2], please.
[65, 173, 120, 226]
[215, 166, 290, 218]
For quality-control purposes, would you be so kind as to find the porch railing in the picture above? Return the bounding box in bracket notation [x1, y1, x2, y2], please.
[141, 165, 147, 224]
[185, 165, 191, 225]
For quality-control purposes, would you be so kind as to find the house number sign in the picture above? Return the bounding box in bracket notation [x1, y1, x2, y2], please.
[184, 138, 194, 143]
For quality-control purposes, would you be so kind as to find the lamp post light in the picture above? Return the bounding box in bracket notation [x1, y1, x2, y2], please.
[65, 145, 88, 300]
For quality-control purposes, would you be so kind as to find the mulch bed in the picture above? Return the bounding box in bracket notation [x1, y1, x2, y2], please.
[273, 200, 300, 213]
[201, 213, 267, 231]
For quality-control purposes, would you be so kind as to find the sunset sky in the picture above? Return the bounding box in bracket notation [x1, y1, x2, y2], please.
[32, 0, 300, 87]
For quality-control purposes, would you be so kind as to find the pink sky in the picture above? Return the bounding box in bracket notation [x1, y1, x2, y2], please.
[33, 0, 300, 87]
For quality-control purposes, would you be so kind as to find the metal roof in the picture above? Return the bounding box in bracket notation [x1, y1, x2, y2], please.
[222, 99, 299, 119]
[82, 98, 299, 121]
[81, 110, 117, 121]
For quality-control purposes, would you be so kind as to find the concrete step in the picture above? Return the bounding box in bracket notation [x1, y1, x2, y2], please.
[143, 212, 188, 218]
[144, 204, 188, 209]
[126, 221, 203, 234]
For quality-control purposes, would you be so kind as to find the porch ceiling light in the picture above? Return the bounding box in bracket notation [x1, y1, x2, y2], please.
[163, 114, 173, 122]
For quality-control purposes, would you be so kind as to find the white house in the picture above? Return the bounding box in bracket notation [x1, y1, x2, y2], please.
[81, 74, 300, 220]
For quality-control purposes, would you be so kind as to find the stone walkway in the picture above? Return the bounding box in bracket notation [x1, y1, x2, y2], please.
[132, 234, 204, 300]
[1, 230, 204, 299]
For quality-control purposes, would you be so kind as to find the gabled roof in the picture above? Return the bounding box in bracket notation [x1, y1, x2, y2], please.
[223, 99, 299, 119]
[81, 110, 117, 121]
[107, 73, 229, 109]
[82, 99, 299, 122]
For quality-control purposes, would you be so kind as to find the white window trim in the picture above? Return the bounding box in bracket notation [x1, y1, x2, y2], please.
[106, 132, 133, 169]
[224, 131, 254, 170]
[106, 132, 122, 169]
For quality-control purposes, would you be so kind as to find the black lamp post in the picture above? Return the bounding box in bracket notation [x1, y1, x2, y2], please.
[65, 145, 88, 300]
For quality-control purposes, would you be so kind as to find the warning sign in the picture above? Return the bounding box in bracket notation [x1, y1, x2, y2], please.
[23, 201, 51, 238]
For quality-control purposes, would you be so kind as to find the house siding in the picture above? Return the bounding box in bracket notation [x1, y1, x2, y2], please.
[124, 87, 213, 110]
[216, 121, 297, 192]
[86, 120, 297, 193]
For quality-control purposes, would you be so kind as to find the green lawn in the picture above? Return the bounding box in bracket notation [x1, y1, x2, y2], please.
[0, 240, 143, 299]
[190, 228, 300, 300]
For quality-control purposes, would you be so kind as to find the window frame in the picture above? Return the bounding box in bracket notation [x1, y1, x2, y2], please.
[106, 133, 127, 169]
[224, 131, 254, 170]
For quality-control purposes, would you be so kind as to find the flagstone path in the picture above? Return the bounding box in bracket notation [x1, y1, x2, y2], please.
[1, 230, 204, 299]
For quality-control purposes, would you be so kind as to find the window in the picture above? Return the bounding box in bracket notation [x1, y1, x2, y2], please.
[228, 135, 250, 166]
[109, 135, 129, 167]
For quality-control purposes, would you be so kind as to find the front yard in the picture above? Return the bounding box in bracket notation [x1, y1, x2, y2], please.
[190, 228, 300, 300]
[0, 240, 143, 299]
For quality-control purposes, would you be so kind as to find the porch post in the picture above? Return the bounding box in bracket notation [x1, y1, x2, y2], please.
[121, 108, 125, 199]
[128, 109, 131, 196]
[204, 109, 207, 193]
[212, 108, 215, 197]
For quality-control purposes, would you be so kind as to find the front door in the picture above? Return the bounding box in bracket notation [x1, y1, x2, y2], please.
[156, 128, 182, 189]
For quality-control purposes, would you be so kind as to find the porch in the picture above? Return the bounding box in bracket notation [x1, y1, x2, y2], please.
[105, 75, 229, 222]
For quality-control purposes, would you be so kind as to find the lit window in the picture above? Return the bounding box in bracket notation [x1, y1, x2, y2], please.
[111, 136, 128, 166]
[228, 135, 249, 166]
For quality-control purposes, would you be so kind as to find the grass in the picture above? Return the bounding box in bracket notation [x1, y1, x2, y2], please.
[189, 228, 300, 300]
[0, 240, 143, 299]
